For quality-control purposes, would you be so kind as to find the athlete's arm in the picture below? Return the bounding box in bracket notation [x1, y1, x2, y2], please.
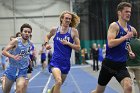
[107, 22, 133, 48]
[127, 27, 137, 59]
[62, 28, 81, 51]
[127, 26, 137, 53]
[127, 44, 135, 59]
[131, 26, 137, 37]
[2, 38, 17, 58]
[45, 27, 56, 50]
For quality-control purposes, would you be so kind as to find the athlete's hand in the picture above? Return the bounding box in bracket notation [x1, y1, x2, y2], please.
[45, 44, 52, 50]
[129, 52, 135, 59]
[124, 31, 133, 40]
[61, 40, 69, 45]
[13, 55, 22, 61]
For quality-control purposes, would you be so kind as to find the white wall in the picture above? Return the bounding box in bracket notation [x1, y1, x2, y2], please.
[0, 0, 70, 44]
[0, 0, 76, 64]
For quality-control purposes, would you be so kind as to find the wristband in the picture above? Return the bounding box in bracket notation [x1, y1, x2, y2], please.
[44, 42, 48, 45]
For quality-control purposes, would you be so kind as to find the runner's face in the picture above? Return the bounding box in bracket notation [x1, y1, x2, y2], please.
[120, 7, 131, 22]
[21, 28, 32, 40]
[62, 13, 72, 26]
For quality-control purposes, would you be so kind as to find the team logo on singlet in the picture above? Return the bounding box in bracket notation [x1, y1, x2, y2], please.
[56, 36, 70, 42]
[19, 47, 30, 58]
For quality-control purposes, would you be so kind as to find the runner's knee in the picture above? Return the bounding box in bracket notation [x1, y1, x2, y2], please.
[55, 78, 62, 86]
[123, 79, 132, 92]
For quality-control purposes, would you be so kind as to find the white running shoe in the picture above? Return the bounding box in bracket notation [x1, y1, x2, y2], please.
[47, 89, 51, 93]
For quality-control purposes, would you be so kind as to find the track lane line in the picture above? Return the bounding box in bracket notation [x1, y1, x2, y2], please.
[69, 72, 82, 93]
[42, 73, 52, 93]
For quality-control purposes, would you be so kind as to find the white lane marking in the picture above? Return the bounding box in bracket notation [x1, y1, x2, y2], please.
[26, 85, 45, 88]
[42, 74, 52, 93]
[71, 65, 90, 69]
[13, 71, 41, 93]
[29, 71, 41, 82]
[69, 72, 82, 93]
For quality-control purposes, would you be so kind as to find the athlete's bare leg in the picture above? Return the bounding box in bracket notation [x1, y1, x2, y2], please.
[51, 68, 67, 93]
[2, 75, 14, 93]
[16, 77, 26, 93]
[120, 77, 132, 93]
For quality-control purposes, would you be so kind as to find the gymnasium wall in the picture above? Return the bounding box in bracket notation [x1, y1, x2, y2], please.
[0, 0, 76, 64]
